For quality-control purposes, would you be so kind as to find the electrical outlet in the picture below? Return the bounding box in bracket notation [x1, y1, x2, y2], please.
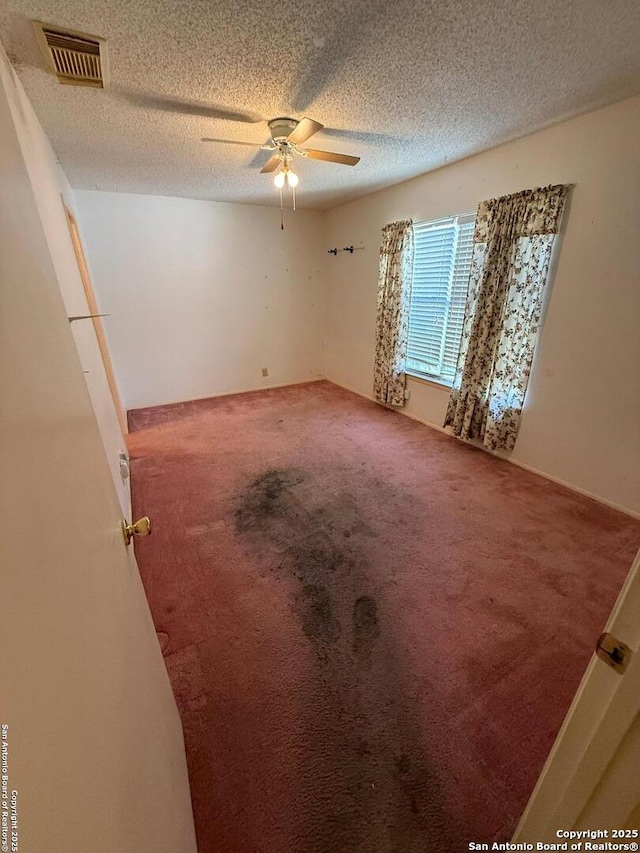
[261, 367, 269, 377]
[404, 388, 411, 401]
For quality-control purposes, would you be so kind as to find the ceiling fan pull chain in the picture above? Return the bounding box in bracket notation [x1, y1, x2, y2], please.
[292, 184, 296, 211]
[280, 187, 284, 230]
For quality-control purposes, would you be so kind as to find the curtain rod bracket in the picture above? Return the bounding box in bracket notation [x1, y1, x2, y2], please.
[327, 245, 363, 256]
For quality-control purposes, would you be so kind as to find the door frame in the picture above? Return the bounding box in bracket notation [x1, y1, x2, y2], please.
[64, 201, 128, 435]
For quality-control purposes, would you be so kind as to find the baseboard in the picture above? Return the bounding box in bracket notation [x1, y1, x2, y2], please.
[127, 376, 327, 414]
[495, 456, 640, 520]
[324, 375, 456, 434]
[325, 377, 640, 521]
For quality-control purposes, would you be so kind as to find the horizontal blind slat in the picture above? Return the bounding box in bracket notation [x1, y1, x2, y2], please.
[407, 214, 474, 383]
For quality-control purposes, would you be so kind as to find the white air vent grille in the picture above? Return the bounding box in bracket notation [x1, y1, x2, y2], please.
[33, 22, 109, 88]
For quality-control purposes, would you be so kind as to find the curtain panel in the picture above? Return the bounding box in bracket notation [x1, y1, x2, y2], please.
[445, 184, 569, 451]
[373, 219, 414, 407]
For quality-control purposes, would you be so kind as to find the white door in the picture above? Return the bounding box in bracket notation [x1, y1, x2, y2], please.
[0, 44, 131, 520]
[0, 58, 197, 853]
[514, 546, 640, 839]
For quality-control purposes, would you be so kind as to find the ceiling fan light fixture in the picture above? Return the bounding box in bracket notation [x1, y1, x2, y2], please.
[201, 117, 358, 223]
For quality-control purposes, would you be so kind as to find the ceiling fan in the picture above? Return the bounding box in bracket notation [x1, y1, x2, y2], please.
[202, 116, 360, 195]
[117, 89, 361, 225]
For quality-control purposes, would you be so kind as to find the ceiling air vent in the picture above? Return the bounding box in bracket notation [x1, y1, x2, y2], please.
[33, 22, 109, 88]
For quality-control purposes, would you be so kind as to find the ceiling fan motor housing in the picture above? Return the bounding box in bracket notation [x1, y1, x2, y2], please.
[268, 117, 298, 143]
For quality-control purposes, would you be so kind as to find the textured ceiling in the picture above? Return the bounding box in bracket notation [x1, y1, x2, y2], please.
[1, 0, 640, 210]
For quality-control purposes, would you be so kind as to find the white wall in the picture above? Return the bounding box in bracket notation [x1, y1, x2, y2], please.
[74, 191, 325, 410]
[323, 96, 640, 515]
[0, 47, 130, 516]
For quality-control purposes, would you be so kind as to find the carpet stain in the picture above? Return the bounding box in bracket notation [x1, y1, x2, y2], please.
[353, 595, 381, 668]
[234, 467, 450, 852]
[235, 467, 367, 651]
[235, 468, 304, 531]
[299, 583, 341, 645]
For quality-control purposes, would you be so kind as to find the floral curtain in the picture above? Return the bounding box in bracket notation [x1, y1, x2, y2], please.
[373, 220, 414, 406]
[444, 184, 569, 451]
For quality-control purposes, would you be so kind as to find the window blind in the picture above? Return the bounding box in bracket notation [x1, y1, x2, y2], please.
[406, 213, 475, 385]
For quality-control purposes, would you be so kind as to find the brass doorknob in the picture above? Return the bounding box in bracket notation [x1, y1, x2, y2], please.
[122, 516, 152, 545]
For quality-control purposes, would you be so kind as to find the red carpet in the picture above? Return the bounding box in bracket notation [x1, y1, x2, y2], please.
[127, 381, 639, 853]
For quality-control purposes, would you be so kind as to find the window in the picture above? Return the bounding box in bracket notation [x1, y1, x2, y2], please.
[406, 213, 475, 386]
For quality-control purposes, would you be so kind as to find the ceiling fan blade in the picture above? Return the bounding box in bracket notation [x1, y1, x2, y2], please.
[303, 149, 360, 166]
[321, 127, 396, 144]
[201, 138, 266, 147]
[287, 117, 324, 146]
[117, 90, 263, 123]
[260, 154, 281, 174]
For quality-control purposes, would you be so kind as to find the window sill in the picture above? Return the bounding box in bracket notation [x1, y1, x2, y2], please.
[405, 371, 452, 392]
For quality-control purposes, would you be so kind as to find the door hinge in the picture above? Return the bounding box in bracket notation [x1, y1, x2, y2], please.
[118, 452, 130, 481]
[595, 632, 632, 674]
